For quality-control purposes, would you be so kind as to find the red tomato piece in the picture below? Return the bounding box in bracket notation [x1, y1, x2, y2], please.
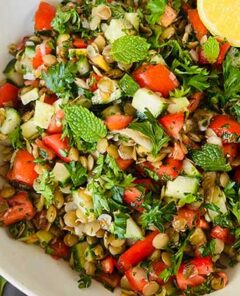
[101, 256, 116, 274]
[149, 261, 168, 284]
[0, 83, 19, 107]
[7, 150, 38, 186]
[159, 113, 184, 139]
[234, 167, 240, 184]
[223, 143, 239, 160]
[43, 134, 71, 163]
[73, 38, 88, 48]
[132, 64, 179, 97]
[44, 94, 57, 105]
[89, 73, 102, 92]
[95, 272, 121, 289]
[209, 115, 240, 143]
[156, 157, 183, 180]
[118, 231, 159, 271]
[196, 218, 209, 230]
[174, 207, 200, 229]
[35, 139, 55, 160]
[34, 2, 56, 31]
[123, 186, 144, 212]
[125, 267, 149, 292]
[216, 42, 231, 65]
[32, 43, 52, 69]
[3, 192, 34, 225]
[47, 110, 64, 134]
[133, 178, 153, 191]
[188, 9, 208, 41]
[116, 158, 134, 171]
[105, 114, 133, 131]
[210, 226, 235, 244]
[51, 240, 70, 259]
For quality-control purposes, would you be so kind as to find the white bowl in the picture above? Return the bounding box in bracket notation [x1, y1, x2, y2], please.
[0, 1, 239, 295]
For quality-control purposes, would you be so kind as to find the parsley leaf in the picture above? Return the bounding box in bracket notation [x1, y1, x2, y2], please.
[34, 171, 56, 208]
[129, 110, 169, 156]
[191, 144, 231, 172]
[202, 37, 220, 64]
[0, 276, 7, 296]
[110, 211, 129, 239]
[42, 62, 77, 99]
[52, 5, 81, 34]
[9, 126, 23, 149]
[111, 35, 150, 64]
[78, 269, 92, 289]
[146, 0, 167, 25]
[178, 193, 198, 207]
[65, 105, 107, 144]
[66, 161, 87, 187]
[119, 74, 139, 97]
[231, 103, 240, 122]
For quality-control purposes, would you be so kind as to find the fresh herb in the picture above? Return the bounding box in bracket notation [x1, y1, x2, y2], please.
[214, 213, 234, 229]
[110, 211, 129, 238]
[178, 193, 198, 207]
[0, 276, 7, 296]
[191, 144, 231, 172]
[146, 0, 167, 25]
[231, 103, 240, 122]
[119, 74, 139, 97]
[111, 35, 150, 64]
[78, 269, 92, 289]
[199, 240, 216, 257]
[42, 62, 77, 99]
[233, 227, 240, 250]
[224, 182, 240, 224]
[129, 110, 169, 156]
[144, 168, 159, 181]
[184, 277, 213, 296]
[66, 161, 87, 187]
[204, 203, 221, 213]
[65, 105, 107, 145]
[202, 37, 220, 64]
[141, 200, 176, 232]
[52, 5, 81, 34]
[34, 171, 56, 208]
[9, 126, 24, 149]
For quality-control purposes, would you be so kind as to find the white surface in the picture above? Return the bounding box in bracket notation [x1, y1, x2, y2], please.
[0, 1, 239, 295]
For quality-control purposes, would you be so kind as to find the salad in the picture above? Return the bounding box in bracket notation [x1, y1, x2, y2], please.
[0, 1, 240, 295]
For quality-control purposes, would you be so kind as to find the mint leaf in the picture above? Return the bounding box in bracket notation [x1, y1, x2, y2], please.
[65, 105, 107, 143]
[119, 74, 139, 96]
[203, 37, 220, 63]
[129, 110, 169, 156]
[191, 144, 231, 172]
[146, 0, 167, 25]
[111, 35, 150, 64]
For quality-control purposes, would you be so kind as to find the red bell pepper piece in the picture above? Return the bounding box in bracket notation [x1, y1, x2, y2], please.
[216, 42, 231, 65]
[7, 150, 38, 186]
[101, 256, 116, 274]
[73, 38, 88, 49]
[3, 192, 35, 225]
[159, 112, 184, 139]
[209, 115, 240, 143]
[105, 114, 133, 131]
[118, 231, 159, 271]
[42, 134, 71, 163]
[116, 158, 134, 171]
[34, 2, 56, 31]
[47, 110, 65, 134]
[0, 83, 19, 107]
[188, 9, 208, 41]
[132, 64, 179, 97]
[210, 226, 235, 244]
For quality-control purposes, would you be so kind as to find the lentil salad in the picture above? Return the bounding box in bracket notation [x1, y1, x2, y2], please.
[0, 1, 240, 296]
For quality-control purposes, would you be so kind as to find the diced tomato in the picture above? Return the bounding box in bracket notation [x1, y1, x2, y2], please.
[234, 167, 240, 184]
[132, 64, 179, 97]
[95, 272, 121, 289]
[0, 83, 19, 107]
[43, 134, 71, 163]
[73, 38, 88, 48]
[35, 139, 55, 160]
[196, 218, 209, 230]
[34, 2, 56, 31]
[174, 207, 200, 229]
[223, 143, 239, 160]
[216, 42, 231, 65]
[118, 231, 159, 271]
[177, 257, 213, 290]
[116, 158, 134, 171]
[133, 178, 153, 191]
[32, 43, 52, 69]
[159, 113, 184, 139]
[156, 157, 183, 179]
[150, 261, 168, 284]
[44, 94, 57, 105]
[209, 115, 240, 143]
[101, 256, 116, 274]
[105, 114, 133, 131]
[89, 73, 102, 92]
[123, 186, 144, 212]
[188, 9, 208, 41]
[51, 240, 70, 259]
[7, 150, 38, 186]
[47, 110, 64, 134]
[3, 192, 34, 225]
[188, 92, 204, 113]
[125, 267, 148, 292]
[210, 226, 235, 244]
[172, 142, 186, 160]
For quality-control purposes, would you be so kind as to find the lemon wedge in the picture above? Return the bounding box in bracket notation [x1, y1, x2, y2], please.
[197, 0, 240, 47]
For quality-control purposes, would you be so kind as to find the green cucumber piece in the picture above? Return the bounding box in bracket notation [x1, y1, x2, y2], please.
[183, 159, 202, 178]
[52, 162, 71, 185]
[125, 217, 143, 239]
[71, 242, 88, 271]
[21, 88, 39, 105]
[3, 59, 24, 87]
[21, 119, 38, 139]
[165, 176, 199, 199]
[0, 108, 20, 135]
[33, 101, 55, 129]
